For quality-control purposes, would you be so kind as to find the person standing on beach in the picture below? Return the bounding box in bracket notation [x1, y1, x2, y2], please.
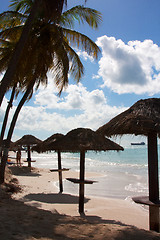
[16, 149, 21, 166]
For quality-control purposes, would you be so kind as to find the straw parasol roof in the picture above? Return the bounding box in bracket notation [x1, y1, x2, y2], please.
[45, 128, 124, 152]
[97, 98, 160, 232]
[13, 135, 42, 168]
[97, 98, 160, 137]
[42, 133, 64, 144]
[14, 135, 42, 147]
[32, 133, 64, 153]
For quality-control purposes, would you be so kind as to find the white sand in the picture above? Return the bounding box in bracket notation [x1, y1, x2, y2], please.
[1, 165, 159, 240]
[11, 166, 149, 230]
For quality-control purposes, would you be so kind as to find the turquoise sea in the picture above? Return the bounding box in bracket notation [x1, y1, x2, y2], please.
[20, 145, 160, 200]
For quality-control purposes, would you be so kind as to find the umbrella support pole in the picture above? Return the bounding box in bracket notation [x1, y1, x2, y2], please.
[27, 145, 31, 168]
[148, 132, 159, 232]
[58, 151, 63, 193]
[79, 151, 85, 213]
[149, 206, 159, 232]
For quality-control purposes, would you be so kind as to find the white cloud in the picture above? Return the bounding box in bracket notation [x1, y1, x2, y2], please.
[0, 96, 8, 124]
[12, 81, 126, 138]
[92, 74, 100, 79]
[35, 80, 107, 111]
[96, 36, 160, 95]
[76, 50, 95, 62]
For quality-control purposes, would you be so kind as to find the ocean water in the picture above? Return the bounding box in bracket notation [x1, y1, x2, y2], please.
[20, 145, 160, 200]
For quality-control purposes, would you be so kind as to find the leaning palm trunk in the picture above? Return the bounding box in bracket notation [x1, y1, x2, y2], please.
[0, 85, 16, 155]
[0, 0, 40, 107]
[0, 80, 35, 184]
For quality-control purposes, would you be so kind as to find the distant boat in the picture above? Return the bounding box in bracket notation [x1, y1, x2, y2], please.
[131, 142, 145, 146]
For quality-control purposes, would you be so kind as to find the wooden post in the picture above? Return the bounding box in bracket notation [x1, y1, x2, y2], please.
[27, 145, 31, 167]
[79, 150, 85, 213]
[58, 151, 63, 193]
[149, 206, 159, 232]
[148, 132, 159, 232]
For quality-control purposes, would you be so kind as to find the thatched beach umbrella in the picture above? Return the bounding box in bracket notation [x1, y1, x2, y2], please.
[97, 98, 160, 232]
[32, 133, 64, 153]
[32, 133, 66, 192]
[44, 128, 124, 213]
[14, 135, 42, 167]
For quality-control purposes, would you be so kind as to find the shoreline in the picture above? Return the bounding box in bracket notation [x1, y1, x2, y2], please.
[9, 150, 149, 200]
[10, 165, 149, 230]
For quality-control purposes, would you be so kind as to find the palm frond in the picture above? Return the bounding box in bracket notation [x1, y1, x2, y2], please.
[52, 44, 69, 95]
[63, 28, 100, 59]
[63, 40, 84, 82]
[61, 5, 102, 29]
[9, 0, 33, 15]
[0, 25, 23, 41]
[0, 39, 17, 72]
[0, 11, 27, 30]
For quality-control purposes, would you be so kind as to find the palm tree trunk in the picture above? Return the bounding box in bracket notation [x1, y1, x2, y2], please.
[0, 0, 40, 107]
[44, 0, 64, 20]
[0, 85, 16, 152]
[0, 80, 35, 184]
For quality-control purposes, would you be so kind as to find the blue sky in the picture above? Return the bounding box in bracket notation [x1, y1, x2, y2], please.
[1, 0, 160, 145]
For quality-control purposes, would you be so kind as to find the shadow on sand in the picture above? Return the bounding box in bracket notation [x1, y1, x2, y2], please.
[8, 166, 41, 177]
[23, 192, 90, 204]
[0, 195, 159, 240]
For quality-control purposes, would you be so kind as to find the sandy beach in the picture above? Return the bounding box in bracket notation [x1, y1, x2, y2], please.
[0, 164, 160, 239]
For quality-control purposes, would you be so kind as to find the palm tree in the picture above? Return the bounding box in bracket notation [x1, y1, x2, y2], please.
[0, 0, 65, 107]
[0, 24, 69, 183]
[0, 1, 102, 183]
[0, 1, 102, 140]
[0, 24, 34, 151]
[0, 32, 21, 151]
[0, 1, 101, 92]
